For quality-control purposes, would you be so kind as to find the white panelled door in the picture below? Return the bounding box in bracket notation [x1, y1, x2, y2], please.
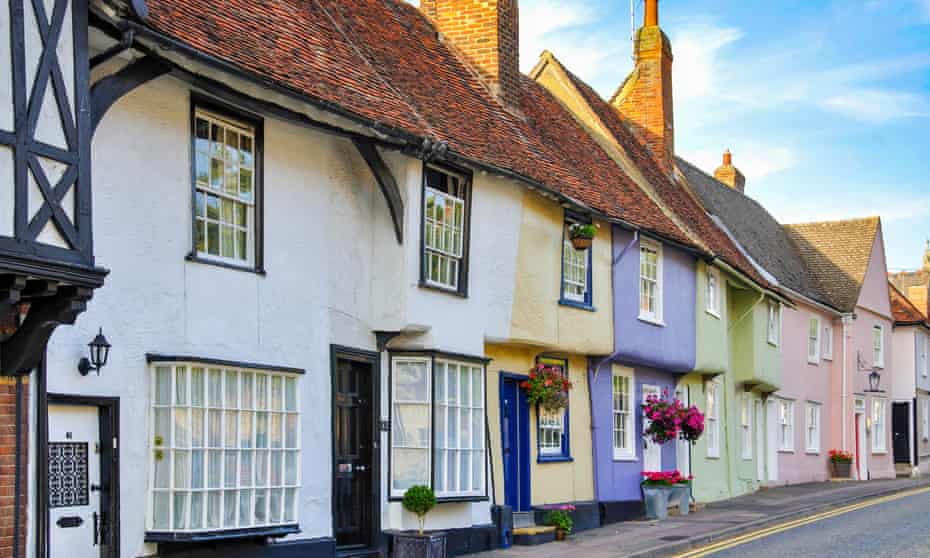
[48, 405, 101, 558]
[643, 385, 662, 472]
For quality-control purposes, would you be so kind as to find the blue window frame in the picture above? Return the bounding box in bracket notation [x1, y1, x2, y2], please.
[536, 356, 572, 462]
[560, 212, 594, 311]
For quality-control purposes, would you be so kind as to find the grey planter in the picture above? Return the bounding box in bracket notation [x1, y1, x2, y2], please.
[642, 486, 673, 520]
[672, 484, 691, 516]
[392, 531, 447, 558]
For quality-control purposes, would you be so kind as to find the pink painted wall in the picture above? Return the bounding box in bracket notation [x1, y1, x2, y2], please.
[829, 227, 896, 480]
[777, 301, 837, 484]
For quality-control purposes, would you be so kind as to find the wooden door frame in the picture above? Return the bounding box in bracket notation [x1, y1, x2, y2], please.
[329, 345, 382, 555]
[38, 374, 120, 558]
[499, 372, 530, 512]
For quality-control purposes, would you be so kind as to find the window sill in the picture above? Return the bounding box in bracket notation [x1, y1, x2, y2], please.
[768, 340, 779, 348]
[559, 299, 596, 312]
[807, 359, 820, 366]
[706, 454, 720, 460]
[389, 495, 489, 503]
[538, 455, 574, 464]
[418, 280, 467, 299]
[613, 455, 638, 462]
[872, 451, 888, 456]
[778, 449, 795, 454]
[705, 309, 721, 320]
[638, 315, 666, 327]
[186, 253, 266, 275]
[741, 456, 753, 462]
[806, 450, 821, 455]
[145, 524, 299, 543]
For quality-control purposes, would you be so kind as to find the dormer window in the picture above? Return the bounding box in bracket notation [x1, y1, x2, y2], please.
[421, 165, 471, 295]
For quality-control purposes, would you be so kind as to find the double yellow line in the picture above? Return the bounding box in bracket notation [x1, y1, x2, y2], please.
[673, 485, 930, 558]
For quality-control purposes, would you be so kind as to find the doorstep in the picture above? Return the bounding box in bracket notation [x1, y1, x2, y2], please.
[512, 526, 555, 546]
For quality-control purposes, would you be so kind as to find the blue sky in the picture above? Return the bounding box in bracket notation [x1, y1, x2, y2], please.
[514, 0, 930, 270]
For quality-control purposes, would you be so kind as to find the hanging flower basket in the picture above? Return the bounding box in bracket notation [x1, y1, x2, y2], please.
[642, 392, 705, 444]
[568, 223, 597, 251]
[520, 363, 572, 411]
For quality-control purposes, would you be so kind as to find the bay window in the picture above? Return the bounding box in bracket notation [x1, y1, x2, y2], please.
[422, 165, 471, 295]
[639, 239, 663, 324]
[706, 379, 720, 458]
[612, 367, 635, 460]
[390, 353, 487, 500]
[191, 101, 263, 271]
[148, 362, 300, 535]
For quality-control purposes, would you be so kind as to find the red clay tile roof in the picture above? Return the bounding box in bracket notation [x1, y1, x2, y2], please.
[142, 0, 691, 244]
[890, 282, 928, 325]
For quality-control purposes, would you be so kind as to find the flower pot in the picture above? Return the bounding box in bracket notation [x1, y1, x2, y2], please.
[392, 531, 447, 558]
[672, 484, 691, 516]
[570, 236, 593, 251]
[555, 529, 568, 541]
[642, 486, 673, 520]
[832, 461, 852, 479]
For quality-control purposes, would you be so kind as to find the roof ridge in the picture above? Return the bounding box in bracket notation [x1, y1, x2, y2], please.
[785, 216, 881, 228]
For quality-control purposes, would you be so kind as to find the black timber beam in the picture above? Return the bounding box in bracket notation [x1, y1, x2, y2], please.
[354, 140, 405, 244]
[90, 55, 170, 134]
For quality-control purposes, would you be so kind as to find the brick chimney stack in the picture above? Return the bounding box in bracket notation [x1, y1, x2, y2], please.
[714, 149, 746, 193]
[611, 0, 675, 174]
[420, 0, 521, 107]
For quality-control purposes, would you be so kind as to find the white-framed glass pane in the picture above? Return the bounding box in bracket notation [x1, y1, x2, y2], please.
[612, 372, 632, 457]
[423, 167, 468, 291]
[562, 223, 589, 303]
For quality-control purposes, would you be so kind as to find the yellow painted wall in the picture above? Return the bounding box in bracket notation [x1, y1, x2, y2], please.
[509, 190, 613, 355]
[485, 344, 595, 506]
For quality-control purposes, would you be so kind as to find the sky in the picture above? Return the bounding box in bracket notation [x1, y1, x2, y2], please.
[413, 0, 930, 270]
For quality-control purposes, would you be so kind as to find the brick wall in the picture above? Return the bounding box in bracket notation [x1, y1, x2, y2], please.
[612, 25, 675, 174]
[0, 377, 28, 558]
[420, 0, 520, 106]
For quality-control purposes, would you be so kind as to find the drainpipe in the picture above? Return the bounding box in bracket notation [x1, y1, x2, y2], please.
[592, 232, 640, 377]
[841, 314, 853, 451]
[587, 361, 601, 504]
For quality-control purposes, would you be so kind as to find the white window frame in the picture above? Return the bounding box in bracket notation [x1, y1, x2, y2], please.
[918, 332, 928, 378]
[422, 165, 470, 293]
[873, 324, 885, 369]
[808, 316, 821, 364]
[390, 355, 487, 500]
[612, 367, 636, 460]
[147, 362, 301, 533]
[639, 239, 664, 324]
[778, 399, 794, 452]
[706, 267, 721, 318]
[193, 108, 258, 267]
[823, 324, 834, 361]
[922, 400, 929, 441]
[805, 402, 821, 454]
[872, 398, 887, 453]
[706, 378, 721, 459]
[767, 301, 780, 346]
[740, 393, 752, 460]
[537, 357, 569, 458]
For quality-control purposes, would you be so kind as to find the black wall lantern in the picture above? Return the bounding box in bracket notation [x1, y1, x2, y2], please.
[78, 328, 111, 376]
[866, 369, 881, 393]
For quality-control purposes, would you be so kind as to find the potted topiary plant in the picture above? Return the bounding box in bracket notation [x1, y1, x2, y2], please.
[392, 486, 446, 558]
[829, 449, 854, 478]
[568, 223, 597, 251]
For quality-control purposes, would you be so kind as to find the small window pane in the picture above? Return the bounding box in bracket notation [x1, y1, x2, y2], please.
[155, 367, 171, 405]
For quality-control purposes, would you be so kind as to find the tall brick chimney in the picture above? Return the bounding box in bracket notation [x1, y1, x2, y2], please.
[714, 150, 746, 193]
[420, 0, 521, 107]
[611, 0, 674, 174]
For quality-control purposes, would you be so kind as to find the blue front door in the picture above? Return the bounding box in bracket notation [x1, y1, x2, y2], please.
[500, 375, 531, 512]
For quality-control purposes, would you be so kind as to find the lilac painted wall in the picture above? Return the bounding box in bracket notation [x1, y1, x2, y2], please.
[612, 228, 696, 372]
[590, 363, 678, 502]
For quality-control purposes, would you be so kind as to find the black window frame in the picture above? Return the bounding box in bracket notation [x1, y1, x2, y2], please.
[387, 349, 490, 503]
[419, 163, 473, 298]
[186, 93, 266, 275]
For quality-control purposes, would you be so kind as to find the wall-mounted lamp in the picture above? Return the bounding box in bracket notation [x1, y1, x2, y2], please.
[866, 369, 881, 393]
[78, 328, 111, 376]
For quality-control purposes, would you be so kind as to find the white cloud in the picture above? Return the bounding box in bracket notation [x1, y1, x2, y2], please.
[769, 195, 930, 225]
[685, 143, 798, 182]
[822, 89, 930, 122]
[518, 0, 620, 78]
[671, 23, 743, 102]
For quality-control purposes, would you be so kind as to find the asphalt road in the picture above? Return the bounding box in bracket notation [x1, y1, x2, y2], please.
[704, 490, 930, 558]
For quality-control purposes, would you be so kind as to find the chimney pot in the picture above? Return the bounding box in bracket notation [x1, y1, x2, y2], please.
[722, 149, 732, 166]
[645, 0, 659, 27]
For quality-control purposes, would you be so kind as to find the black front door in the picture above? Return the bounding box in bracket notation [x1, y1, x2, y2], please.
[333, 354, 374, 549]
[893, 402, 911, 464]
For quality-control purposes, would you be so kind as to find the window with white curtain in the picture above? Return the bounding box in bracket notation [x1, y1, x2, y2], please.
[740, 394, 752, 460]
[391, 355, 486, 499]
[561, 220, 591, 305]
[872, 399, 886, 453]
[823, 325, 834, 361]
[778, 400, 794, 452]
[922, 400, 929, 441]
[149, 363, 300, 533]
[639, 239, 663, 323]
[808, 317, 821, 363]
[706, 379, 721, 458]
[873, 325, 885, 368]
[918, 332, 928, 378]
[612, 368, 635, 460]
[706, 267, 721, 317]
[806, 403, 821, 453]
[767, 301, 780, 345]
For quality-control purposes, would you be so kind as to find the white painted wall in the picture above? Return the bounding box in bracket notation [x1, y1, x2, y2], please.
[37, 68, 525, 557]
[892, 327, 917, 401]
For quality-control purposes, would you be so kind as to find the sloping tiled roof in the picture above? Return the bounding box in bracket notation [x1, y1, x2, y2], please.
[784, 217, 881, 312]
[677, 157, 832, 307]
[142, 0, 689, 244]
[549, 63, 772, 288]
[889, 282, 928, 325]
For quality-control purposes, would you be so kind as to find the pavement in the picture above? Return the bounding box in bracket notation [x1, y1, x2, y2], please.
[473, 477, 930, 558]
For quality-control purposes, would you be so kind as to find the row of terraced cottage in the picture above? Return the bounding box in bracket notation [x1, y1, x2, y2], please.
[2, 0, 929, 557]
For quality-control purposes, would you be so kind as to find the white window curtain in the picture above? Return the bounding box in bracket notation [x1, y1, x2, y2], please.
[768, 302, 780, 345]
[806, 403, 821, 453]
[823, 325, 833, 360]
[873, 325, 884, 368]
[149, 364, 300, 532]
[612, 370, 635, 460]
[391, 358, 432, 495]
[872, 399, 886, 453]
[808, 317, 820, 363]
[706, 268, 720, 316]
[778, 400, 794, 451]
